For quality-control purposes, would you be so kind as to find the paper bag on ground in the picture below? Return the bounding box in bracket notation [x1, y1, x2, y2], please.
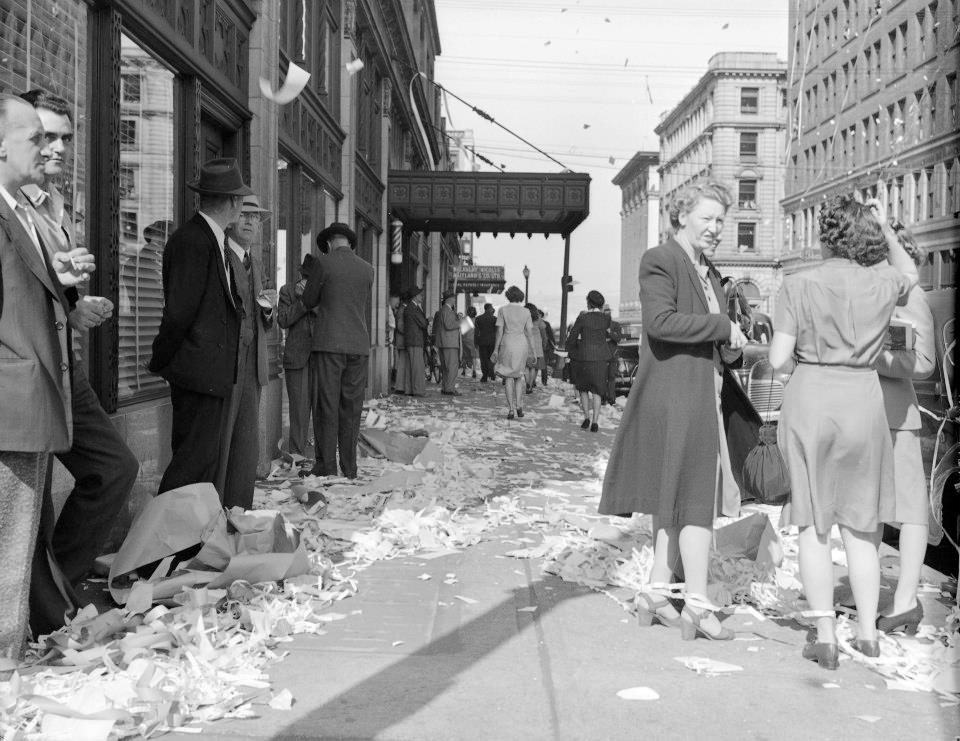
[228, 508, 297, 554]
[358, 429, 429, 464]
[714, 513, 783, 566]
[208, 542, 311, 589]
[109, 484, 227, 604]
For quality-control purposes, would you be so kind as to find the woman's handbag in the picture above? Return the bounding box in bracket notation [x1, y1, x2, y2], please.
[741, 370, 791, 506]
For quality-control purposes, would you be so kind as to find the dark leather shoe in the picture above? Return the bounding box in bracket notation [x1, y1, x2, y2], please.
[876, 603, 923, 635]
[580, 418, 590, 430]
[590, 423, 599, 432]
[854, 639, 880, 657]
[802, 641, 839, 670]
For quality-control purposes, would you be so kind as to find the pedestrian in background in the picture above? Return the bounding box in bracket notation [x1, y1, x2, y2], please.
[492, 285, 536, 420]
[524, 303, 544, 394]
[874, 222, 935, 636]
[474, 302, 497, 382]
[402, 286, 427, 397]
[599, 180, 747, 641]
[150, 158, 248, 497]
[768, 195, 917, 668]
[278, 254, 318, 457]
[392, 290, 409, 394]
[20, 90, 138, 633]
[539, 310, 556, 385]
[565, 291, 618, 432]
[218, 194, 275, 508]
[0, 94, 94, 657]
[461, 305, 477, 378]
[603, 303, 622, 403]
[301, 222, 375, 479]
[436, 290, 461, 395]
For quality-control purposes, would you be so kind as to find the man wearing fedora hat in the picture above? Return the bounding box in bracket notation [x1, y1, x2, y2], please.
[436, 290, 461, 395]
[150, 157, 251, 497]
[300, 222, 374, 479]
[278, 253, 319, 458]
[401, 286, 428, 396]
[218, 194, 276, 508]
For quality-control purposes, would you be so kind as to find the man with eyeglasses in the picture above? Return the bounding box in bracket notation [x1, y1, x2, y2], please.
[219, 195, 276, 508]
[19, 90, 139, 637]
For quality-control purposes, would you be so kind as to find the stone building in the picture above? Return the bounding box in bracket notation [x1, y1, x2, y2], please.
[0, 0, 458, 539]
[655, 52, 788, 314]
[781, 0, 960, 292]
[612, 151, 659, 327]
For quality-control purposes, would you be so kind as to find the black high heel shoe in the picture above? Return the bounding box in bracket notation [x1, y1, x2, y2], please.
[516, 408, 524, 418]
[590, 422, 599, 432]
[802, 641, 839, 670]
[876, 602, 923, 635]
[679, 595, 733, 641]
[580, 418, 590, 430]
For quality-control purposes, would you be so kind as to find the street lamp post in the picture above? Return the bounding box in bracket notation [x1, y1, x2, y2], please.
[522, 264, 530, 301]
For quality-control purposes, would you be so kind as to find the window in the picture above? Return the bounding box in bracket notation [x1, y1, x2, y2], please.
[925, 167, 935, 218]
[119, 119, 137, 150]
[119, 166, 136, 199]
[913, 171, 923, 221]
[848, 125, 857, 168]
[899, 22, 908, 69]
[740, 87, 759, 114]
[737, 222, 757, 251]
[889, 29, 899, 73]
[930, 2, 940, 51]
[117, 34, 175, 404]
[121, 73, 141, 103]
[739, 131, 758, 159]
[948, 73, 957, 127]
[872, 41, 882, 89]
[738, 179, 758, 208]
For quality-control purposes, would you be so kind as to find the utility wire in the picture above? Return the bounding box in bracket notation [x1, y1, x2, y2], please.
[423, 76, 571, 171]
[431, 124, 506, 172]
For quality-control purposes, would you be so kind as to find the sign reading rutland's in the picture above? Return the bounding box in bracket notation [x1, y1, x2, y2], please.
[452, 265, 506, 294]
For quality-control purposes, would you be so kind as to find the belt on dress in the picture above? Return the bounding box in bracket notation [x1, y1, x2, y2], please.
[796, 361, 874, 373]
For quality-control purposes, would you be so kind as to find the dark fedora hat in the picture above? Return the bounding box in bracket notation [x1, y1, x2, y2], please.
[188, 158, 253, 196]
[317, 222, 357, 249]
[441, 289, 456, 302]
[299, 253, 317, 275]
[407, 285, 423, 299]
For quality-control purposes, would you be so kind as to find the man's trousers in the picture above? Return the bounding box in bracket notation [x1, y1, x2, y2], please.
[477, 343, 495, 381]
[439, 347, 459, 392]
[311, 352, 368, 478]
[218, 340, 262, 510]
[403, 347, 426, 396]
[284, 364, 313, 456]
[158, 385, 227, 495]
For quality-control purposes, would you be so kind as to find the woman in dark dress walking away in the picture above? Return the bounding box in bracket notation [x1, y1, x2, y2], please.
[769, 196, 917, 668]
[599, 181, 747, 641]
[566, 291, 619, 431]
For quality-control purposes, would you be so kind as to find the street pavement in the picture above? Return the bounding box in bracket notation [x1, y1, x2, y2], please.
[199, 374, 959, 741]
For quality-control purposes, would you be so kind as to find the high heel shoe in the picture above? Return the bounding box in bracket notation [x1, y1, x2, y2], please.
[590, 422, 598, 432]
[635, 592, 682, 628]
[580, 418, 590, 430]
[517, 408, 524, 418]
[507, 411, 515, 420]
[854, 639, 880, 658]
[679, 596, 734, 641]
[876, 602, 923, 635]
[802, 641, 839, 670]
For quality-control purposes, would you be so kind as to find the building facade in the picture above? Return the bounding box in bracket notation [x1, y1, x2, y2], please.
[782, 0, 960, 290]
[612, 151, 659, 326]
[655, 52, 788, 313]
[0, 0, 457, 541]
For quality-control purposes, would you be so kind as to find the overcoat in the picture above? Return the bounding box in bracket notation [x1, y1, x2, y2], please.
[598, 238, 740, 526]
[300, 247, 374, 356]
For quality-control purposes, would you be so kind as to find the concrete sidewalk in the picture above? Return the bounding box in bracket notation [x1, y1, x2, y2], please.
[200, 376, 958, 741]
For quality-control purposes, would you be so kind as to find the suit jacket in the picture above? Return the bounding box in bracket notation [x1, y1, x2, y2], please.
[278, 281, 317, 369]
[300, 247, 374, 356]
[877, 285, 936, 431]
[236, 246, 274, 387]
[0, 195, 72, 452]
[403, 301, 428, 347]
[148, 213, 241, 397]
[474, 312, 497, 346]
[436, 304, 460, 349]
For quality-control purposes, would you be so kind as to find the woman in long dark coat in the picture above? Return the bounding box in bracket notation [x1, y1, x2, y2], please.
[566, 290, 619, 432]
[599, 180, 748, 641]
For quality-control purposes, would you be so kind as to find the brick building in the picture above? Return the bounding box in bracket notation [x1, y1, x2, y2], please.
[0, 0, 459, 540]
[612, 151, 659, 326]
[781, 0, 960, 290]
[655, 52, 788, 314]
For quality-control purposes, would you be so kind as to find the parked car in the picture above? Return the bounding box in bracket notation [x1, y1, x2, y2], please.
[613, 338, 639, 397]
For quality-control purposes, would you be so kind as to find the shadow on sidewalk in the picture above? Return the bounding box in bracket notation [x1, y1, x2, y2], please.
[270, 577, 581, 740]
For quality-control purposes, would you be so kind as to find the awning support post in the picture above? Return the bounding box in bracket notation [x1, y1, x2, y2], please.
[559, 233, 571, 346]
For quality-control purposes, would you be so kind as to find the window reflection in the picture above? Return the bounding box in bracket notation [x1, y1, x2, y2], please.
[117, 33, 175, 403]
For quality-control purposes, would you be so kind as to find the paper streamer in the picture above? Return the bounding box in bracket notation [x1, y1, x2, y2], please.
[259, 62, 311, 105]
[346, 58, 365, 76]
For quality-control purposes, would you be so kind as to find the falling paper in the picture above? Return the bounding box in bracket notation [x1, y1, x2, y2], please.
[455, 595, 479, 605]
[259, 62, 311, 105]
[346, 58, 365, 76]
[616, 686, 660, 701]
[855, 716, 881, 723]
[517, 606, 538, 612]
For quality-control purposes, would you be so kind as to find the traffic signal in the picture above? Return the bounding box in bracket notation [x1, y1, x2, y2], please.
[561, 275, 574, 292]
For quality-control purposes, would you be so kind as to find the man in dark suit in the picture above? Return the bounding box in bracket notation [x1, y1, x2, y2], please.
[19, 90, 139, 634]
[278, 253, 318, 457]
[474, 303, 497, 382]
[402, 286, 428, 396]
[436, 290, 461, 395]
[301, 223, 374, 479]
[0, 95, 94, 658]
[218, 195, 276, 509]
[149, 158, 250, 496]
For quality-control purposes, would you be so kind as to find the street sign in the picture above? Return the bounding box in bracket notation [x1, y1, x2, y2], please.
[452, 264, 506, 293]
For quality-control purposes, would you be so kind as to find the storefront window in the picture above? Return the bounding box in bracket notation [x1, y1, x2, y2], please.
[117, 33, 175, 403]
[277, 157, 289, 288]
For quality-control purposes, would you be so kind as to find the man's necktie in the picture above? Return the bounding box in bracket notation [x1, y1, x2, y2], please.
[242, 251, 251, 271]
[222, 236, 233, 290]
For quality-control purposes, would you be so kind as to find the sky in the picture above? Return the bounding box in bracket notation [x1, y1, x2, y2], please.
[433, 0, 789, 324]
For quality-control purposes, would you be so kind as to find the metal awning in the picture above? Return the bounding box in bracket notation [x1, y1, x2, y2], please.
[387, 171, 590, 237]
